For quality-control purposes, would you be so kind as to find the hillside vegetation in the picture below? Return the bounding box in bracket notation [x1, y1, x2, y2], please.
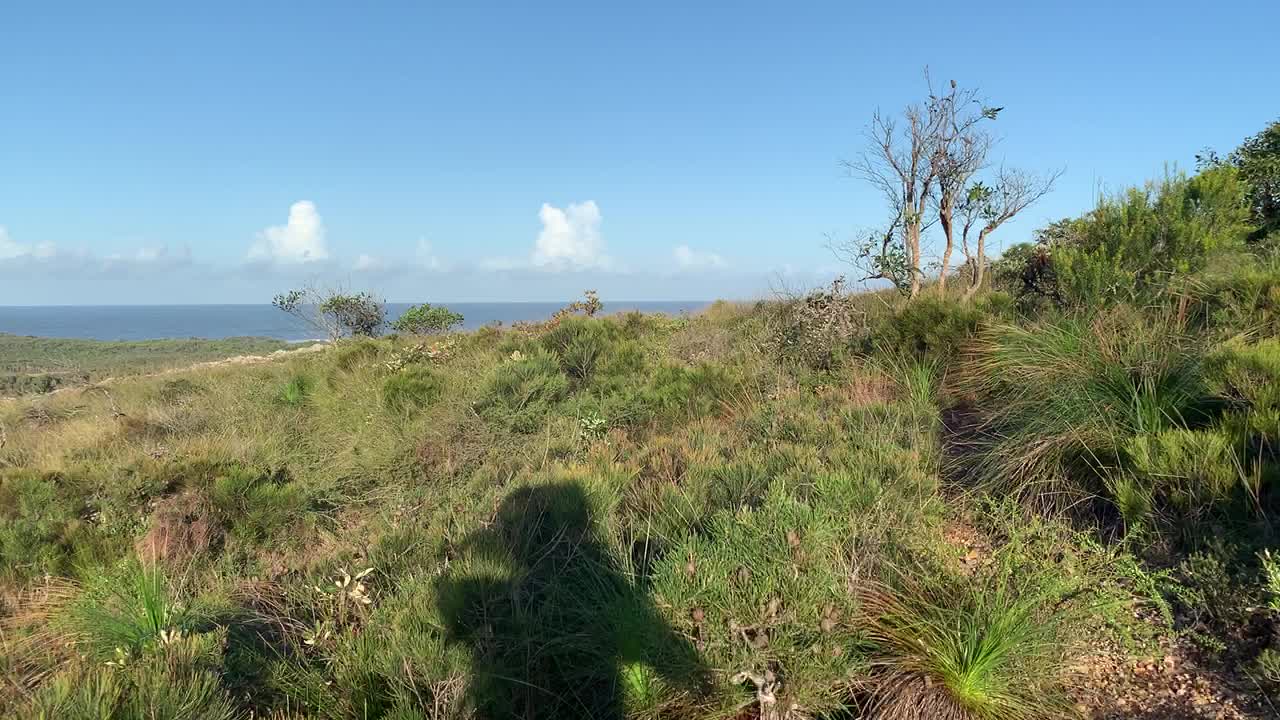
[0, 334, 295, 396]
[2, 121, 1280, 719]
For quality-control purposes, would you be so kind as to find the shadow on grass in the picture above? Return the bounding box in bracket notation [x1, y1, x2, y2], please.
[438, 482, 709, 719]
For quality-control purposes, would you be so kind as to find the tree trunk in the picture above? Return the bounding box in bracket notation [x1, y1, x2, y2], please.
[962, 226, 992, 301]
[906, 222, 921, 298]
[937, 205, 954, 294]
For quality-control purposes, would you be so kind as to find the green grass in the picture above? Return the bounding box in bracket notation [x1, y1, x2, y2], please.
[859, 563, 1076, 720]
[0, 283, 1274, 718]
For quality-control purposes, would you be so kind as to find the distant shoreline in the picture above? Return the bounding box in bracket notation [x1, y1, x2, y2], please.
[0, 301, 712, 342]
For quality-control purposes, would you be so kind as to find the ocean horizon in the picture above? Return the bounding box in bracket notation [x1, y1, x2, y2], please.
[0, 301, 713, 342]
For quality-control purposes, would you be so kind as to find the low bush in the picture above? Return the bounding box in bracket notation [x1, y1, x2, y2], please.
[475, 350, 570, 433]
[208, 467, 309, 543]
[540, 315, 621, 383]
[878, 295, 990, 362]
[392, 303, 464, 335]
[25, 630, 237, 720]
[768, 278, 868, 371]
[331, 337, 383, 372]
[381, 366, 444, 415]
[1031, 167, 1252, 308]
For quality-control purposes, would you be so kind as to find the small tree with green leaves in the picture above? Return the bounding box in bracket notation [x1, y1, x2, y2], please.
[272, 286, 386, 341]
[392, 303, 464, 335]
[1232, 119, 1280, 240]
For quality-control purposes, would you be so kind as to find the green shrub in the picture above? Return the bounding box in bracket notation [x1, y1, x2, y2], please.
[1045, 167, 1252, 307]
[540, 316, 620, 383]
[70, 561, 198, 658]
[636, 364, 737, 427]
[476, 350, 570, 433]
[881, 295, 987, 361]
[274, 287, 387, 340]
[158, 378, 206, 404]
[1183, 251, 1280, 335]
[381, 367, 444, 414]
[27, 629, 237, 720]
[392, 303, 464, 335]
[1126, 429, 1241, 514]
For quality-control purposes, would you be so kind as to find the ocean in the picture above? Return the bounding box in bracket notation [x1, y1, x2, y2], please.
[0, 302, 711, 342]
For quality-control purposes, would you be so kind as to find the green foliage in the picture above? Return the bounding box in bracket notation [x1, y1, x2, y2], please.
[70, 561, 197, 658]
[1038, 167, 1252, 306]
[208, 467, 309, 542]
[634, 364, 737, 426]
[274, 287, 386, 340]
[880, 295, 989, 362]
[1261, 549, 1280, 611]
[381, 366, 443, 414]
[331, 337, 383, 372]
[539, 316, 620, 383]
[1187, 250, 1280, 335]
[1125, 429, 1241, 515]
[317, 292, 386, 337]
[651, 482, 869, 715]
[959, 312, 1220, 515]
[392, 303, 464, 335]
[275, 373, 312, 406]
[1230, 118, 1280, 238]
[476, 350, 570, 432]
[0, 470, 115, 581]
[860, 561, 1077, 720]
[551, 289, 604, 320]
[0, 334, 293, 396]
[26, 630, 237, 720]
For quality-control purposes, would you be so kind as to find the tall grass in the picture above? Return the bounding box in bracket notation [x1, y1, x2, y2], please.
[956, 312, 1214, 510]
[859, 562, 1078, 720]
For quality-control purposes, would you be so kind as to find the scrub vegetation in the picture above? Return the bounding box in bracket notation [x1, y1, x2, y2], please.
[2, 111, 1280, 718]
[0, 334, 295, 396]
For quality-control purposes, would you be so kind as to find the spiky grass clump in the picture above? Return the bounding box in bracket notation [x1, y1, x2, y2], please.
[859, 566, 1075, 720]
[69, 561, 198, 658]
[275, 373, 312, 407]
[957, 312, 1212, 507]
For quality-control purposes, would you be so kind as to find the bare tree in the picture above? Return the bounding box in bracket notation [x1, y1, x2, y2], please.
[825, 218, 910, 294]
[960, 166, 1062, 301]
[928, 78, 994, 294]
[844, 99, 942, 298]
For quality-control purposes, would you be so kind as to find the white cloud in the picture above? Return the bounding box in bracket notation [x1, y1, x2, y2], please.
[353, 253, 385, 271]
[416, 238, 444, 270]
[533, 201, 608, 270]
[249, 201, 329, 263]
[0, 226, 58, 261]
[673, 244, 725, 269]
[106, 245, 190, 265]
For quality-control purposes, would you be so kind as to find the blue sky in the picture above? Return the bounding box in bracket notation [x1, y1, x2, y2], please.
[1, 1, 1275, 304]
